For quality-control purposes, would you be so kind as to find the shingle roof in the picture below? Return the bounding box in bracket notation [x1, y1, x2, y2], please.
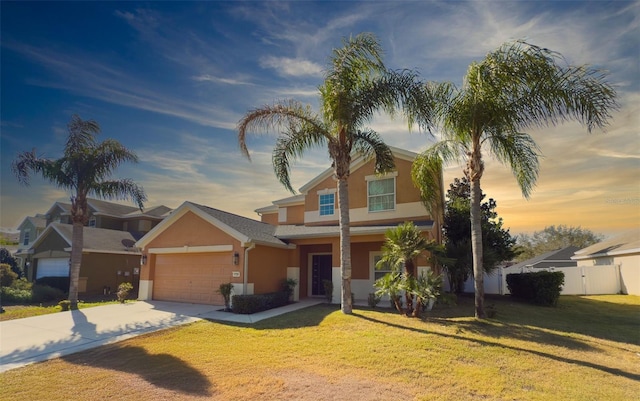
[188, 202, 289, 247]
[87, 198, 141, 216]
[573, 229, 640, 259]
[50, 223, 140, 254]
[509, 246, 579, 270]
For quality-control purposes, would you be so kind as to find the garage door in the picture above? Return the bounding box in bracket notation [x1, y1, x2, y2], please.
[36, 258, 70, 279]
[153, 253, 233, 304]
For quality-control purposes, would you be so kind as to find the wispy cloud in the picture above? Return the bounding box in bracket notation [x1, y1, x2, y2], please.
[259, 56, 323, 77]
[192, 74, 255, 86]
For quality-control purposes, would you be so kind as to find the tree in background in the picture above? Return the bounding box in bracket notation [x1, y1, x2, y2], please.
[515, 225, 604, 261]
[0, 249, 20, 278]
[238, 33, 427, 314]
[443, 178, 517, 293]
[13, 115, 146, 309]
[410, 40, 617, 317]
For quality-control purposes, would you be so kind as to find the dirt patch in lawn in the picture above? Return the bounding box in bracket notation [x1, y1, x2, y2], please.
[270, 370, 415, 401]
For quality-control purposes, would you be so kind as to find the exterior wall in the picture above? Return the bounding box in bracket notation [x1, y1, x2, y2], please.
[303, 157, 431, 226]
[260, 212, 279, 225]
[80, 253, 141, 295]
[32, 233, 70, 280]
[283, 204, 305, 225]
[351, 241, 384, 280]
[584, 253, 640, 295]
[94, 216, 123, 230]
[247, 245, 291, 294]
[144, 211, 241, 249]
[47, 208, 70, 225]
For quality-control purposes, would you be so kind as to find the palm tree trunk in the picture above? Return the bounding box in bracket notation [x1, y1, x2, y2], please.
[470, 177, 486, 318]
[337, 177, 353, 314]
[69, 221, 83, 309]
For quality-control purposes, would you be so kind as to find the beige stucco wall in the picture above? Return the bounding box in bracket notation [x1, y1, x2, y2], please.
[80, 253, 141, 295]
[247, 245, 291, 294]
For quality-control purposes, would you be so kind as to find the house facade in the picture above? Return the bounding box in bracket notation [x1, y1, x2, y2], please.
[572, 229, 640, 295]
[14, 215, 46, 273]
[136, 147, 442, 305]
[17, 198, 171, 296]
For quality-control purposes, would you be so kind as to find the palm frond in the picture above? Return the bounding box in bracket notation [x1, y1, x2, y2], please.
[12, 150, 71, 188]
[237, 100, 326, 160]
[411, 152, 445, 222]
[90, 179, 147, 211]
[65, 114, 100, 157]
[272, 124, 328, 193]
[486, 130, 541, 198]
[352, 130, 395, 175]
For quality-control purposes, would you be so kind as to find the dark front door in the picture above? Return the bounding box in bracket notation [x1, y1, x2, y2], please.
[311, 254, 332, 296]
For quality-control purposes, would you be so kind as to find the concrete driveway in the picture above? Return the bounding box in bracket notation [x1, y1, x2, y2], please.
[0, 299, 321, 373]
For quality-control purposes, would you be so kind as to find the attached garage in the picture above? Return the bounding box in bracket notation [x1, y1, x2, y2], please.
[36, 258, 69, 279]
[153, 252, 234, 304]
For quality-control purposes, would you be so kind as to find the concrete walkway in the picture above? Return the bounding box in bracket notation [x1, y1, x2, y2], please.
[0, 299, 322, 373]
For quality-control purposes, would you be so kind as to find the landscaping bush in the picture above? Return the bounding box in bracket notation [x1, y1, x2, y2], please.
[322, 279, 334, 304]
[1, 286, 33, 304]
[35, 276, 70, 294]
[32, 284, 66, 303]
[506, 271, 565, 306]
[1, 263, 18, 287]
[232, 291, 289, 314]
[117, 282, 134, 303]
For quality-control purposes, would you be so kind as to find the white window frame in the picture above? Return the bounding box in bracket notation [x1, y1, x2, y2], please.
[319, 193, 335, 216]
[316, 188, 336, 217]
[278, 208, 287, 223]
[366, 173, 397, 213]
[23, 230, 30, 246]
[88, 217, 96, 227]
[370, 251, 393, 282]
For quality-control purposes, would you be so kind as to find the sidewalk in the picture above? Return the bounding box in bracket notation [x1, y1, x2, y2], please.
[0, 299, 322, 373]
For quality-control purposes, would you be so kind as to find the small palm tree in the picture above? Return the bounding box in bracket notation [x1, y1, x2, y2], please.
[376, 221, 441, 316]
[411, 40, 618, 318]
[238, 33, 426, 314]
[13, 115, 146, 309]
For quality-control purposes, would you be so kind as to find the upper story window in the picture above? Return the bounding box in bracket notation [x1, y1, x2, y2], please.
[368, 177, 395, 212]
[88, 217, 96, 227]
[23, 230, 30, 246]
[319, 193, 335, 216]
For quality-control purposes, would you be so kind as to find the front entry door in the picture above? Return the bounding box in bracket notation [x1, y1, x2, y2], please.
[311, 254, 332, 296]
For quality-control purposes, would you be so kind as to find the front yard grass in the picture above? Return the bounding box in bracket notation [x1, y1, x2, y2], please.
[0, 299, 124, 321]
[2, 295, 639, 400]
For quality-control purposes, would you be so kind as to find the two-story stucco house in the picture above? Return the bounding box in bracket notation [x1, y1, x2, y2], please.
[136, 147, 442, 305]
[18, 198, 172, 296]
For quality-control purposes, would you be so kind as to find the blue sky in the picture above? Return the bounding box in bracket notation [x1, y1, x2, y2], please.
[1, 1, 638, 237]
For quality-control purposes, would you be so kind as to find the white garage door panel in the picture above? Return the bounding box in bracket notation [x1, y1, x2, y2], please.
[36, 258, 70, 279]
[153, 253, 231, 304]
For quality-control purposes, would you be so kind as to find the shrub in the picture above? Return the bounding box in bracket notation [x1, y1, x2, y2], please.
[367, 293, 381, 308]
[58, 300, 71, 311]
[506, 271, 565, 306]
[1, 286, 33, 304]
[218, 283, 234, 311]
[232, 291, 289, 314]
[117, 282, 134, 303]
[35, 276, 70, 294]
[32, 284, 66, 303]
[322, 279, 334, 304]
[281, 278, 298, 302]
[11, 278, 33, 291]
[1, 263, 18, 287]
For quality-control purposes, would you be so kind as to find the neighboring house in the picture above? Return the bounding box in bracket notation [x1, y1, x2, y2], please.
[16, 198, 171, 294]
[44, 198, 172, 239]
[13, 215, 47, 275]
[572, 229, 640, 295]
[30, 223, 141, 295]
[509, 246, 579, 270]
[136, 147, 441, 305]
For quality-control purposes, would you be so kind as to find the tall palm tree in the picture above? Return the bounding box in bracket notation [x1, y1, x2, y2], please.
[411, 40, 617, 318]
[13, 115, 146, 309]
[238, 33, 426, 314]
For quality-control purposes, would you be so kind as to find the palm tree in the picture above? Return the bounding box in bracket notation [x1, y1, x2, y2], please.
[238, 33, 425, 314]
[13, 115, 146, 309]
[376, 221, 442, 317]
[411, 40, 618, 318]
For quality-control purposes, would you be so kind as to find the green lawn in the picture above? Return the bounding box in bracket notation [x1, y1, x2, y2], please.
[0, 300, 123, 321]
[2, 295, 639, 401]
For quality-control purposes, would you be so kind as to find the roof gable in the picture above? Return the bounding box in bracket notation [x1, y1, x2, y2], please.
[31, 223, 139, 254]
[298, 146, 418, 194]
[136, 201, 290, 249]
[510, 246, 579, 269]
[573, 229, 640, 259]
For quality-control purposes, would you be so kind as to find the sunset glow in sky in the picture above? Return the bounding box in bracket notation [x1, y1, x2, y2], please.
[1, 1, 638, 237]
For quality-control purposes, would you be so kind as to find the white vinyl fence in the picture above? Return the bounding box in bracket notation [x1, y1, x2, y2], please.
[445, 264, 623, 296]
